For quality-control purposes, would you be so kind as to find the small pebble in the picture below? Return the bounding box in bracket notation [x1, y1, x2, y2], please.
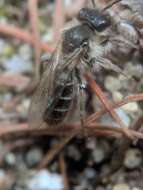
[124, 62, 143, 78]
[27, 169, 64, 190]
[0, 39, 5, 53]
[3, 55, 32, 74]
[16, 99, 30, 118]
[86, 139, 96, 150]
[67, 145, 81, 161]
[112, 91, 123, 102]
[65, 0, 73, 7]
[92, 146, 106, 164]
[105, 76, 122, 92]
[122, 102, 139, 113]
[0, 16, 8, 25]
[124, 149, 142, 169]
[25, 148, 43, 167]
[42, 29, 53, 42]
[18, 44, 32, 61]
[106, 184, 113, 190]
[113, 183, 130, 190]
[96, 186, 105, 190]
[3, 93, 12, 102]
[4, 152, 16, 166]
[15, 154, 27, 171]
[0, 169, 13, 190]
[77, 178, 89, 190]
[83, 168, 96, 179]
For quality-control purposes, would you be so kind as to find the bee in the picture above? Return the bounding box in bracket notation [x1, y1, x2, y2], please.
[29, 0, 143, 128]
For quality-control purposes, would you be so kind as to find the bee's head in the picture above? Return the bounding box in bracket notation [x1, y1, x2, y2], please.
[78, 0, 122, 32]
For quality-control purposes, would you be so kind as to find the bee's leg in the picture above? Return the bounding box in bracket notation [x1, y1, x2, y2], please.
[90, 57, 129, 78]
[77, 83, 88, 137]
[75, 69, 87, 136]
[79, 83, 86, 124]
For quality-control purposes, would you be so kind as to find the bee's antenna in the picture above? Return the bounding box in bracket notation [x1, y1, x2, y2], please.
[91, 0, 96, 8]
[102, 0, 122, 12]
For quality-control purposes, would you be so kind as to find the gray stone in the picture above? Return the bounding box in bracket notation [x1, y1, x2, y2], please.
[124, 149, 142, 169]
[3, 55, 32, 74]
[25, 148, 43, 167]
[83, 168, 96, 179]
[92, 145, 106, 164]
[124, 62, 143, 79]
[67, 145, 81, 161]
[4, 152, 16, 166]
[105, 76, 122, 92]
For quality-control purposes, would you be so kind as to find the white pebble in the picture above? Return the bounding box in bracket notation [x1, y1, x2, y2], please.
[113, 183, 130, 190]
[92, 146, 105, 163]
[27, 170, 64, 190]
[122, 102, 139, 113]
[124, 149, 142, 169]
[5, 152, 16, 166]
[112, 91, 123, 102]
[105, 76, 122, 92]
[124, 62, 143, 78]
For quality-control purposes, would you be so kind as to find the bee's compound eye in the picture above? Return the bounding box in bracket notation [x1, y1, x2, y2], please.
[78, 8, 111, 32]
[95, 16, 111, 32]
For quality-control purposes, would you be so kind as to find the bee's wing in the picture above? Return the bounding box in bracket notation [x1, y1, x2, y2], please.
[29, 42, 62, 128]
[29, 40, 82, 128]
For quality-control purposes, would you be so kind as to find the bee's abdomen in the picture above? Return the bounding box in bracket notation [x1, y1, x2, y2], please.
[43, 80, 74, 126]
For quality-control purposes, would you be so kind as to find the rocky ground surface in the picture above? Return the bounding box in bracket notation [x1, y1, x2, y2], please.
[0, 0, 143, 190]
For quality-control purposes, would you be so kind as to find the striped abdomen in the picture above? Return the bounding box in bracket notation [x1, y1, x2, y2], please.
[43, 76, 74, 126]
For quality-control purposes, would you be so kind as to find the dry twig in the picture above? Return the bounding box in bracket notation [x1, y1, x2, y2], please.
[0, 73, 30, 89]
[85, 73, 134, 139]
[53, 0, 65, 41]
[0, 24, 53, 52]
[28, 0, 41, 81]
[111, 114, 143, 171]
[38, 133, 76, 169]
[59, 154, 70, 190]
[87, 93, 143, 123]
[0, 92, 143, 139]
